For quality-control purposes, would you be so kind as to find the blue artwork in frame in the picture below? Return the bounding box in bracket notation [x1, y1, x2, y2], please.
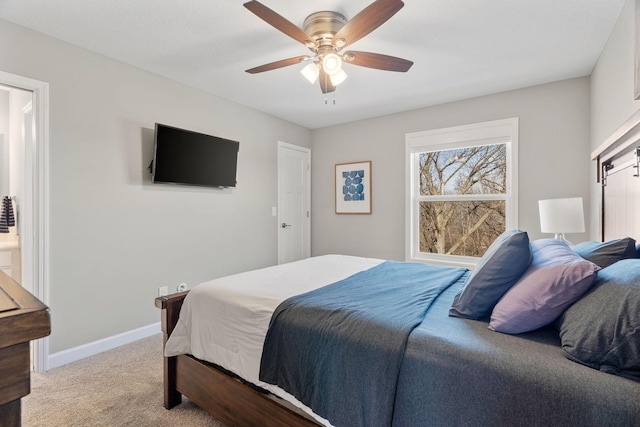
[342, 169, 365, 201]
[335, 161, 372, 214]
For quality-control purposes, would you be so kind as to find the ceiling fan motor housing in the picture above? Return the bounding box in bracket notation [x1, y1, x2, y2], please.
[303, 11, 347, 50]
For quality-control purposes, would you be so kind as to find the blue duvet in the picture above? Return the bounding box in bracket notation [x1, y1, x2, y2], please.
[259, 260, 467, 427]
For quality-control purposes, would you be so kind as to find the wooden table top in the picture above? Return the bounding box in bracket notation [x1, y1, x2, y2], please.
[0, 272, 50, 349]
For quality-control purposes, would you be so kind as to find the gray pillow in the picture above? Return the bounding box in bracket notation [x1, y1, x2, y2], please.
[557, 259, 640, 381]
[572, 237, 637, 268]
[449, 229, 531, 319]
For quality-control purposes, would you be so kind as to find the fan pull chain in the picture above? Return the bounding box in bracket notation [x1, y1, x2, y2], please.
[324, 91, 337, 105]
[321, 72, 337, 105]
[324, 72, 329, 105]
[323, 88, 337, 105]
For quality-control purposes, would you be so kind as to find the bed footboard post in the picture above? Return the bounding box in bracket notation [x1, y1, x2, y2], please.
[155, 291, 189, 409]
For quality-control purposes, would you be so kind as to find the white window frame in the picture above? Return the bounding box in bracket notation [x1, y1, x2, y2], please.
[405, 118, 519, 268]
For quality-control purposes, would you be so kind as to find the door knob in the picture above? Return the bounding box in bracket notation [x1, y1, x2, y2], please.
[281, 223, 292, 228]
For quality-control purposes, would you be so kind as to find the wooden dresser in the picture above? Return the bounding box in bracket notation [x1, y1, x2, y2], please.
[0, 271, 50, 427]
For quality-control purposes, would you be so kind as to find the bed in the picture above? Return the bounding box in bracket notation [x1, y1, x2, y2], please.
[155, 112, 640, 427]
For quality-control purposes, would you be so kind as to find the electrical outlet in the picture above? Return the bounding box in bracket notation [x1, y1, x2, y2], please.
[177, 283, 188, 292]
[158, 286, 169, 297]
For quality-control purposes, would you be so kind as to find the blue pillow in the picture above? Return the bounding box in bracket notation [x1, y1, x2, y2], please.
[572, 237, 638, 268]
[449, 229, 531, 319]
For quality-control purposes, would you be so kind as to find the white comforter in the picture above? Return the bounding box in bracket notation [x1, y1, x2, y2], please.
[164, 254, 383, 423]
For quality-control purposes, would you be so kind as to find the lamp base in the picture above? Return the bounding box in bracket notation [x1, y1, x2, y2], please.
[554, 233, 573, 245]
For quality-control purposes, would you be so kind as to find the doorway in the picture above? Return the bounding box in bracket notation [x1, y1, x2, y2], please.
[0, 70, 49, 372]
[0, 85, 30, 286]
[277, 142, 311, 264]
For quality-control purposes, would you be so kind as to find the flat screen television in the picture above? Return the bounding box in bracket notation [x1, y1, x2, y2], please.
[151, 123, 239, 188]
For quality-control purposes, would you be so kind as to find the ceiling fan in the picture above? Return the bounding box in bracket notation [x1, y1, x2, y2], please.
[244, 0, 413, 94]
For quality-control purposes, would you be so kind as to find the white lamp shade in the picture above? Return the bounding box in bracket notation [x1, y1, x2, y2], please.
[538, 197, 585, 234]
[300, 62, 319, 84]
[329, 68, 348, 86]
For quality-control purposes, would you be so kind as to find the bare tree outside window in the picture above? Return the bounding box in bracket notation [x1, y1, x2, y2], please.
[418, 144, 506, 256]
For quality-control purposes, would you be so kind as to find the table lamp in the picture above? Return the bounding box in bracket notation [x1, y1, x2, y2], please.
[538, 197, 585, 245]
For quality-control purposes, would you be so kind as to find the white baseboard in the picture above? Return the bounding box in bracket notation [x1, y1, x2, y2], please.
[47, 322, 161, 370]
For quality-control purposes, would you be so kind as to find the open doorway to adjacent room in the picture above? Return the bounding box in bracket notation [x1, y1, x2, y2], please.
[0, 71, 49, 372]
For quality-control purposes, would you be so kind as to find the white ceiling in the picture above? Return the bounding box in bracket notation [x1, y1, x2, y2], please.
[0, 0, 626, 129]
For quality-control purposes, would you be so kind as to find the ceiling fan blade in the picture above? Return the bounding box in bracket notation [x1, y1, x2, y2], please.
[244, 1, 316, 48]
[245, 56, 308, 74]
[318, 68, 336, 94]
[332, 0, 404, 50]
[343, 51, 413, 72]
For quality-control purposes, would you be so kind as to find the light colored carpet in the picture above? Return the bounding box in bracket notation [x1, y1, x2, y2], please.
[23, 333, 226, 426]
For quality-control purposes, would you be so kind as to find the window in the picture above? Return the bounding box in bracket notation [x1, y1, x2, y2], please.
[405, 118, 518, 267]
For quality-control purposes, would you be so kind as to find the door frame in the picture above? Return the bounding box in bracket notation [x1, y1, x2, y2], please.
[277, 141, 311, 264]
[0, 70, 50, 372]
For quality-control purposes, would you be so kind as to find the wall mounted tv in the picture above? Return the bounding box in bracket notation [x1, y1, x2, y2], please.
[151, 123, 239, 188]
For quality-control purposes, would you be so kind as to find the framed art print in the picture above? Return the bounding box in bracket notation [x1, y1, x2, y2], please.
[335, 161, 372, 214]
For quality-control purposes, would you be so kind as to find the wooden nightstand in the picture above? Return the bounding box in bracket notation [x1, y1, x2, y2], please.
[0, 272, 50, 427]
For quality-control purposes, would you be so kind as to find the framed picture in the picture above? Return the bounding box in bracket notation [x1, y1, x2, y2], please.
[335, 161, 372, 214]
[636, 0, 640, 99]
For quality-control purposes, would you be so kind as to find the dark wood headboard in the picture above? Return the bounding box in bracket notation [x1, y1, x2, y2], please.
[592, 109, 640, 241]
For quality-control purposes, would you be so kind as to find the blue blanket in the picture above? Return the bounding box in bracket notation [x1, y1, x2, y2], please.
[259, 260, 467, 427]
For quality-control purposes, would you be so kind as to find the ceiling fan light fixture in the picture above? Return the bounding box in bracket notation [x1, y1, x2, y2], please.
[244, 1, 413, 96]
[322, 53, 342, 75]
[329, 68, 348, 86]
[301, 62, 320, 84]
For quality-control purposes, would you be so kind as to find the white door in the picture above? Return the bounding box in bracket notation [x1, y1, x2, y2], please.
[278, 142, 310, 264]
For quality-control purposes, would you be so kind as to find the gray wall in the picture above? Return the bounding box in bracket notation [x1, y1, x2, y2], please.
[0, 19, 311, 353]
[590, 0, 640, 238]
[311, 77, 591, 260]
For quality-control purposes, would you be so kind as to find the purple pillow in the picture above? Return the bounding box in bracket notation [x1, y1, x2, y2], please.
[489, 239, 600, 334]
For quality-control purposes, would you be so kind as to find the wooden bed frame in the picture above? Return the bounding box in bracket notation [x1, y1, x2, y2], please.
[156, 109, 640, 426]
[155, 292, 320, 427]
